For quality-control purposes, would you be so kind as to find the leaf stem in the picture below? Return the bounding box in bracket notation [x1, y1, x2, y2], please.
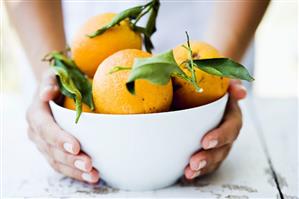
[109, 66, 131, 74]
[132, 4, 152, 27]
[184, 31, 203, 93]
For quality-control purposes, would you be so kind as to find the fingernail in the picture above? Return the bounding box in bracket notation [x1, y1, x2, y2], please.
[39, 85, 53, 99]
[52, 85, 59, 92]
[63, 142, 75, 154]
[82, 173, 93, 182]
[191, 171, 201, 179]
[237, 84, 247, 92]
[74, 160, 87, 172]
[196, 160, 207, 170]
[206, 139, 218, 149]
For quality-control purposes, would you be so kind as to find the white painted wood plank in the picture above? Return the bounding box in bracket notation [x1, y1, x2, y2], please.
[252, 98, 299, 198]
[2, 94, 278, 198]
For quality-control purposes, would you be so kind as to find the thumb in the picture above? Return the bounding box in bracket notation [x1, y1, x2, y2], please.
[39, 69, 60, 102]
[228, 80, 247, 101]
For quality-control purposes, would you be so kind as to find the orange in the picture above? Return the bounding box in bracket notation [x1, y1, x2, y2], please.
[64, 96, 92, 112]
[71, 13, 142, 77]
[172, 41, 229, 109]
[92, 49, 173, 114]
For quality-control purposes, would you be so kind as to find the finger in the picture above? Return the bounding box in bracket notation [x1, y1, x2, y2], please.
[39, 68, 60, 102]
[48, 158, 100, 183]
[197, 161, 223, 177]
[27, 126, 49, 156]
[27, 102, 81, 155]
[50, 147, 93, 172]
[31, 130, 92, 172]
[228, 80, 247, 100]
[201, 97, 242, 149]
[186, 163, 221, 180]
[189, 144, 232, 171]
[185, 158, 225, 180]
[29, 126, 99, 183]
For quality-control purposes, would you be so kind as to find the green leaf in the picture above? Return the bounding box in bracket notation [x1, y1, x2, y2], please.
[52, 52, 77, 68]
[53, 66, 82, 123]
[87, 5, 144, 38]
[193, 58, 254, 81]
[143, 0, 160, 52]
[46, 51, 95, 123]
[126, 50, 187, 94]
[87, 0, 160, 53]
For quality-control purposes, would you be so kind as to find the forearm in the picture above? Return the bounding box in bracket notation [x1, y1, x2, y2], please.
[5, 0, 66, 82]
[203, 1, 270, 62]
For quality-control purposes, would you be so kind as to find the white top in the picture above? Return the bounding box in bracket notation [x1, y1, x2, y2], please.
[61, 1, 214, 53]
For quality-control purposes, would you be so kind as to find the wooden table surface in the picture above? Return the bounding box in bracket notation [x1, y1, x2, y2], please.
[2, 94, 298, 198]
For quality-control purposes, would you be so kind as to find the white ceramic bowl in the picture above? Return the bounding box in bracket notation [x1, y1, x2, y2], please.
[49, 94, 228, 191]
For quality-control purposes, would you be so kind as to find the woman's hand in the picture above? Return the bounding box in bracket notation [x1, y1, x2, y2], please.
[26, 69, 100, 183]
[184, 80, 247, 179]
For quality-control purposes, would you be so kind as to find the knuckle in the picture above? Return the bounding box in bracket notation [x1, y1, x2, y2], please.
[34, 120, 45, 139]
[48, 158, 59, 171]
[67, 155, 76, 167]
[216, 145, 231, 163]
[39, 124, 57, 146]
[42, 69, 57, 85]
[57, 150, 71, 165]
[79, 154, 91, 163]
[64, 153, 73, 164]
[224, 144, 232, 156]
[47, 123, 63, 148]
[25, 105, 35, 125]
[238, 106, 243, 117]
[233, 120, 242, 141]
[237, 118, 243, 131]
[46, 144, 54, 156]
[208, 164, 221, 175]
[25, 109, 31, 123]
[26, 127, 34, 141]
[53, 162, 62, 173]
[197, 150, 209, 161]
[49, 133, 64, 150]
[52, 164, 60, 173]
[204, 163, 222, 176]
[36, 144, 45, 154]
[51, 135, 61, 149]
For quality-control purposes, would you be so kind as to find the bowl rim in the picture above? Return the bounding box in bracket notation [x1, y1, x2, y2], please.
[49, 93, 228, 118]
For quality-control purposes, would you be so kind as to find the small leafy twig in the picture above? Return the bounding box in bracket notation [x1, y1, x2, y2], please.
[54, 66, 83, 122]
[193, 58, 255, 81]
[182, 32, 203, 93]
[132, 4, 152, 26]
[87, 0, 160, 53]
[135, 0, 160, 52]
[43, 51, 95, 123]
[87, 5, 145, 38]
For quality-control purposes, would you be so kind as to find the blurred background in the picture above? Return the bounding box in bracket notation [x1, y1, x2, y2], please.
[1, 1, 297, 100]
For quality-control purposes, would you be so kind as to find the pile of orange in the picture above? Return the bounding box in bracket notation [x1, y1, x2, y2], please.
[64, 13, 229, 114]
